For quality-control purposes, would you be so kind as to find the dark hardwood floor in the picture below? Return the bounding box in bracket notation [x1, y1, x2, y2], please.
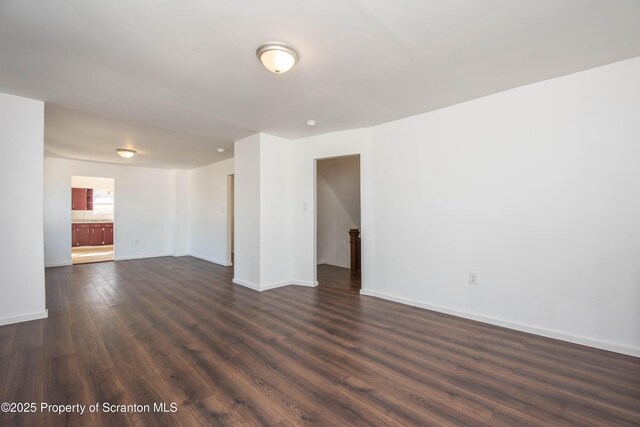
[317, 264, 361, 293]
[1, 257, 639, 426]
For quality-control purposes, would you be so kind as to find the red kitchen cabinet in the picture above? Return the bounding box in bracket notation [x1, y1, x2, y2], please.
[90, 226, 103, 246]
[72, 225, 78, 247]
[103, 224, 113, 245]
[71, 188, 94, 211]
[77, 224, 91, 246]
[72, 188, 87, 210]
[72, 223, 113, 247]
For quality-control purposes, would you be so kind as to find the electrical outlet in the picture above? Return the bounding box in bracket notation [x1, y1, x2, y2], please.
[469, 272, 478, 286]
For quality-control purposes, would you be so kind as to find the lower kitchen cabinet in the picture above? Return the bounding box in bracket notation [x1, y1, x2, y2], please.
[72, 223, 113, 247]
[76, 224, 91, 246]
[90, 225, 103, 246]
[103, 224, 113, 245]
[72, 225, 78, 246]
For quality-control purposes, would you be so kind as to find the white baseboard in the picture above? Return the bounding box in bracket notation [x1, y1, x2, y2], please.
[260, 280, 292, 291]
[232, 278, 319, 292]
[45, 261, 72, 268]
[291, 280, 319, 287]
[114, 253, 172, 261]
[232, 277, 260, 291]
[317, 259, 326, 265]
[172, 252, 190, 257]
[359, 289, 640, 358]
[0, 309, 48, 327]
[190, 253, 232, 267]
[232, 278, 290, 291]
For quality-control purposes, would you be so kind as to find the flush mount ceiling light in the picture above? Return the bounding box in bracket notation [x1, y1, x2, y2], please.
[305, 119, 317, 127]
[256, 42, 298, 74]
[116, 149, 136, 158]
[217, 148, 225, 153]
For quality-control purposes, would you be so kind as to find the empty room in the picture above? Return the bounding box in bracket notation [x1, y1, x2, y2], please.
[1, 1, 639, 426]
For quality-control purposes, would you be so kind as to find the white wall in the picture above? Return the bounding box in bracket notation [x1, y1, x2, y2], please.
[232, 133, 298, 290]
[286, 57, 640, 356]
[189, 158, 233, 265]
[259, 134, 294, 288]
[316, 160, 360, 268]
[172, 169, 191, 256]
[233, 134, 262, 286]
[45, 156, 235, 269]
[44, 158, 175, 266]
[0, 93, 47, 325]
[71, 175, 115, 190]
[317, 156, 361, 224]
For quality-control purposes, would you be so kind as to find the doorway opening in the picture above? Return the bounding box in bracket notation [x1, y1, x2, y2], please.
[71, 176, 115, 265]
[227, 174, 235, 266]
[315, 155, 361, 292]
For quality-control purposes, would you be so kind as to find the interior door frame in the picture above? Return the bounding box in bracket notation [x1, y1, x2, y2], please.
[226, 174, 234, 266]
[313, 153, 362, 285]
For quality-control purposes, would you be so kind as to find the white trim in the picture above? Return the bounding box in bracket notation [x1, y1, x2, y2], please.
[359, 289, 640, 358]
[317, 259, 326, 265]
[232, 277, 260, 291]
[291, 280, 319, 287]
[259, 280, 292, 291]
[232, 278, 290, 292]
[189, 253, 232, 267]
[232, 278, 319, 292]
[45, 261, 72, 268]
[114, 253, 172, 261]
[0, 309, 48, 326]
[172, 252, 190, 257]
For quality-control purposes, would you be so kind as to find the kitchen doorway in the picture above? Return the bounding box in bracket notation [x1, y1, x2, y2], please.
[71, 176, 115, 264]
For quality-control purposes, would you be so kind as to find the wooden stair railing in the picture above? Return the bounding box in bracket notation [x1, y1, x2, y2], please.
[349, 228, 361, 272]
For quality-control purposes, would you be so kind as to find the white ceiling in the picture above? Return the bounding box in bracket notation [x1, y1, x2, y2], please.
[45, 105, 233, 169]
[1, 0, 640, 168]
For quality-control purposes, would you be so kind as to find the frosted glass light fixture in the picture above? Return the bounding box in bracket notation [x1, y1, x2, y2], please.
[256, 42, 298, 74]
[116, 149, 136, 158]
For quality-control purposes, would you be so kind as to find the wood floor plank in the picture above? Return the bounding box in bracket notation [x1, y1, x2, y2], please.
[0, 257, 634, 426]
[0, 323, 18, 392]
[13, 320, 44, 351]
[158, 281, 481, 425]
[44, 314, 75, 360]
[43, 353, 102, 426]
[0, 346, 44, 427]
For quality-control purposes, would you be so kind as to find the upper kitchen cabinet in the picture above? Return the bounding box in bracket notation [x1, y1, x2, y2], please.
[72, 188, 94, 210]
[71, 188, 86, 210]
